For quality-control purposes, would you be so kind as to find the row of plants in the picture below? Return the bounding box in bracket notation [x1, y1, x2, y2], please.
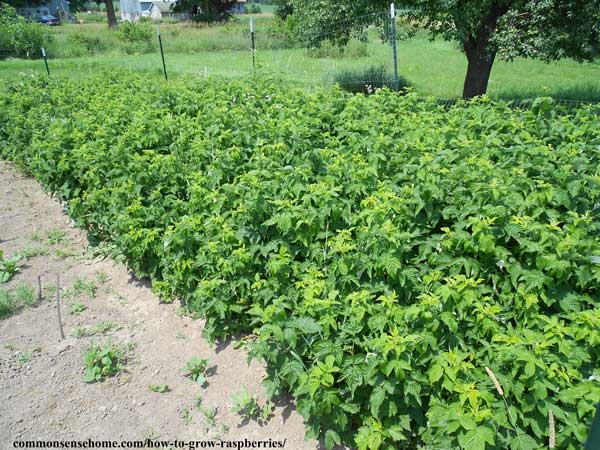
[0, 73, 599, 449]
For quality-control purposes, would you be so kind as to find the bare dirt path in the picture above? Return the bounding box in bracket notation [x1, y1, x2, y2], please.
[0, 160, 320, 450]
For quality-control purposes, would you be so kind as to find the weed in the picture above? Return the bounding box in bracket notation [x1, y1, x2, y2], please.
[184, 357, 210, 386]
[231, 387, 273, 424]
[149, 384, 170, 393]
[68, 303, 87, 315]
[18, 351, 32, 364]
[73, 322, 120, 337]
[201, 405, 217, 428]
[4, 342, 16, 351]
[0, 250, 20, 283]
[83, 341, 126, 382]
[46, 229, 68, 245]
[43, 285, 57, 299]
[0, 284, 36, 318]
[30, 232, 42, 242]
[54, 248, 79, 259]
[95, 271, 109, 284]
[93, 321, 118, 334]
[71, 327, 86, 337]
[0, 288, 14, 318]
[175, 331, 186, 340]
[13, 283, 35, 306]
[179, 407, 193, 425]
[15, 246, 50, 259]
[63, 277, 97, 299]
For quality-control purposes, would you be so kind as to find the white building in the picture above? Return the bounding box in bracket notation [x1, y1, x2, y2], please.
[120, 0, 183, 21]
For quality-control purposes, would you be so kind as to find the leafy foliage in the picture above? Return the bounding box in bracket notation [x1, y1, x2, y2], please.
[1, 73, 599, 449]
[83, 341, 125, 382]
[0, 4, 52, 59]
[171, 0, 236, 23]
[0, 250, 20, 283]
[184, 357, 210, 385]
[289, 0, 600, 97]
[231, 387, 273, 424]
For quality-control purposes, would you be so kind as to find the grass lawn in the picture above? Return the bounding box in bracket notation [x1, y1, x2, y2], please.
[1, 19, 599, 100]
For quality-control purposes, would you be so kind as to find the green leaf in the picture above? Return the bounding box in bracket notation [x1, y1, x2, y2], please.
[324, 429, 341, 450]
[429, 364, 444, 383]
[370, 387, 386, 419]
[458, 427, 495, 450]
[509, 434, 539, 450]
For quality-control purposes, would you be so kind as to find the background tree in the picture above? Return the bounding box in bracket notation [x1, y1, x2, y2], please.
[273, 0, 292, 20]
[95, 0, 117, 28]
[172, 0, 236, 23]
[290, 0, 600, 98]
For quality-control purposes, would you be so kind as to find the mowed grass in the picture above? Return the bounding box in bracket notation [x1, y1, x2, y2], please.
[1, 18, 599, 100]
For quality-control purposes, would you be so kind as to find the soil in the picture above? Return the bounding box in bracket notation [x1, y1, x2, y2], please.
[0, 160, 328, 450]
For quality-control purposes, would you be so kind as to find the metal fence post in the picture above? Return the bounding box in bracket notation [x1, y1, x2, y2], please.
[41, 47, 50, 76]
[390, 3, 399, 91]
[157, 27, 168, 81]
[250, 18, 256, 74]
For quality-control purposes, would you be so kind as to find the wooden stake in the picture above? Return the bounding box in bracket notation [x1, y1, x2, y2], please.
[37, 275, 42, 302]
[56, 274, 64, 340]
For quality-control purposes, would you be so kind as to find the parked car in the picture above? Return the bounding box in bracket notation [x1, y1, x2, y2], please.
[37, 15, 61, 25]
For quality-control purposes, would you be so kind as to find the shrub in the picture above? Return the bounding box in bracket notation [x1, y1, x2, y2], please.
[1, 73, 599, 450]
[69, 32, 107, 54]
[246, 3, 262, 14]
[333, 65, 411, 94]
[0, 4, 52, 59]
[0, 289, 14, 319]
[116, 21, 153, 43]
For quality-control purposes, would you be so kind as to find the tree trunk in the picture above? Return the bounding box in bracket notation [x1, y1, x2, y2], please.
[460, 1, 510, 99]
[463, 50, 496, 99]
[105, 0, 117, 29]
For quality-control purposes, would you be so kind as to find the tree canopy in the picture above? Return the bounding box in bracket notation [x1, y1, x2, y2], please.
[172, 0, 237, 23]
[291, 0, 600, 98]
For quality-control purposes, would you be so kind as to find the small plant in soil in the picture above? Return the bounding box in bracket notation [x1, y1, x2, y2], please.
[231, 387, 273, 424]
[195, 395, 217, 428]
[13, 283, 35, 306]
[15, 246, 50, 259]
[46, 229, 68, 245]
[179, 407, 193, 425]
[0, 284, 36, 319]
[149, 384, 170, 393]
[64, 277, 97, 299]
[71, 327, 86, 337]
[92, 321, 118, 334]
[95, 271, 109, 284]
[68, 303, 87, 315]
[30, 232, 42, 242]
[0, 250, 20, 283]
[18, 351, 33, 364]
[0, 289, 14, 318]
[184, 357, 210, 386]
[83, 341, 125, 382]
[54, 248, 79, 259]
